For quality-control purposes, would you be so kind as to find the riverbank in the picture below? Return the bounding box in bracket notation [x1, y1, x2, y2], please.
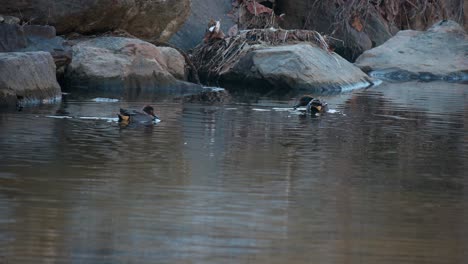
[1, 1, 467, 108]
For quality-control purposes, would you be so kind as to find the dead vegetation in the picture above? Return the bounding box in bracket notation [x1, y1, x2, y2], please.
[288, 0, 465, 59]
[231, 0, 281, 29]
[297, 0, 464, 32]
[192, 1, 336, 82]
[191, 28, 330, 81]
[192, 0, 465, 81]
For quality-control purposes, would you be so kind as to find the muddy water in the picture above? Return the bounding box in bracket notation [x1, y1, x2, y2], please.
[0, 82, 467, 263]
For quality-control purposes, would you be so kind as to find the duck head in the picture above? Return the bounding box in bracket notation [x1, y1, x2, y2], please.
[142, 105, 160, 120]
[294, 95, 326, 112]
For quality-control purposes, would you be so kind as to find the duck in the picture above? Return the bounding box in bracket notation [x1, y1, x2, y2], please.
[293, 95, 328, 113]
[117, 105, 160, 125]
[203, 19, 225, 43]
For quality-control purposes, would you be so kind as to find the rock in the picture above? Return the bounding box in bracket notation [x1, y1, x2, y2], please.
[355, 20, 468, 82]
[0, 15, 20, 25]
[0, 0, 190, 41]
[65, 37, 188, 92]
[220, 43, 373, 92]
[180, 87, 231, 103]
[170, 0, 235, 50]
[275, 0, 465, 60]
[0, 24, 72, 69]
[398, 0, 466, 31]
[156, 47, 187, 80]
[275, 1, 395, 60]
[465, 0, 468, 31]
[0, 24, 27, 52]
[0, 52, 61, 107]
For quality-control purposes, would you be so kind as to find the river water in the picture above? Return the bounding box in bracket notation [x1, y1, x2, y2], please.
[0, 81, 467, 263]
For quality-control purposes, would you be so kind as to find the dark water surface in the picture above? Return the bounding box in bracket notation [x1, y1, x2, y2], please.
[1, 82, 467, 263]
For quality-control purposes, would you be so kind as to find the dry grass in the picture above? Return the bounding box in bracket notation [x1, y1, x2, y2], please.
[191, 28, 330, 81]
[298, 0, 464, 58]
[327, 0, 464, 32]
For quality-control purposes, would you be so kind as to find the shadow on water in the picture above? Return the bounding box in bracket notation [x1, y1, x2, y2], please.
[0, 81, 467, 263]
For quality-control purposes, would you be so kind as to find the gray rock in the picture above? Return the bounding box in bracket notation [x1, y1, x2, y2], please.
[0, 52, 61, 107]
[276, 1, 395, 60]
[0, 0, 190, 41]
[276, 0, 465, 60]
[65, 37, 188, 92]
[0, 15, 20, 25]
[180, 87, 231, 103]
[220, 43, 373, 92]
[465, 1, 468, 31]
[156, 47, 187, 80]
[0, 24, 27, 52]
[170, 0, 235, 50]
[0, 24, 72, 69]
[355, 20, 468, 82]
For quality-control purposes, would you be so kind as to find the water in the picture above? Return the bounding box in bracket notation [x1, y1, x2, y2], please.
[0, 81, 467, 263]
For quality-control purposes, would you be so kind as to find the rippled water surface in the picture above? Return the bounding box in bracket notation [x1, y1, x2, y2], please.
[1, 82, 467, 263]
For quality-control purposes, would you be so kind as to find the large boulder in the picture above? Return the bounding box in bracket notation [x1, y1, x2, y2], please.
[219, 43, 373, 92]
[65, 37, 188, 92]
[397, 0, 465, 31]
[275, 1, 395, 60]
[0, 52, 61, 107]
[0, 24, 29, 52]
[355, 20, 468, 82]
[0, 0, 190, 41]
[170, 0, 235, 50]
[0, 24, 71, 69]
[275, 0, 465, 60]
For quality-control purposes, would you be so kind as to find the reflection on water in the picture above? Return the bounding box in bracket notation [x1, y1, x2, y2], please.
[0, 82, 467, 263]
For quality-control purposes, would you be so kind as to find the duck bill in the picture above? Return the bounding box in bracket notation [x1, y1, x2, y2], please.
[314, 105, 322, 112]
[153, 114, 161, 122]
[118, 114, 130, 122]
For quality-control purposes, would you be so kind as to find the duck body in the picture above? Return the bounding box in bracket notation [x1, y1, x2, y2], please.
[118, 105, 160, 125]
[294, 95, 328, 113]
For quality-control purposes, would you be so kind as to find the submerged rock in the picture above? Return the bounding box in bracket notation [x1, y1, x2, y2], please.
[355, 20, 468, 83]
[65, 37, 188, 92]
[0, 0, 190, 41]
[0, 52, 61, 107]
[179, 87, 231, 103]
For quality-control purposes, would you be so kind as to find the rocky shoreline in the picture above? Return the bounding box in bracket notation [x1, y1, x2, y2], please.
[1, 0, 467, 108]
[355, 20, 468, 84]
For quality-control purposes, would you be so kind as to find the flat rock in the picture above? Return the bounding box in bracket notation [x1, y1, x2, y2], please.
[355, 20, 468, 82]
[0, 52, 61, 107]
[65, 37, 188, 92]
[221, 43, 373, 92]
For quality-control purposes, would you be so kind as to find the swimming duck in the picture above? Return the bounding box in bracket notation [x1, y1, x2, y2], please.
[118, 105, 160, 125]
[293, 95, 328, 113]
